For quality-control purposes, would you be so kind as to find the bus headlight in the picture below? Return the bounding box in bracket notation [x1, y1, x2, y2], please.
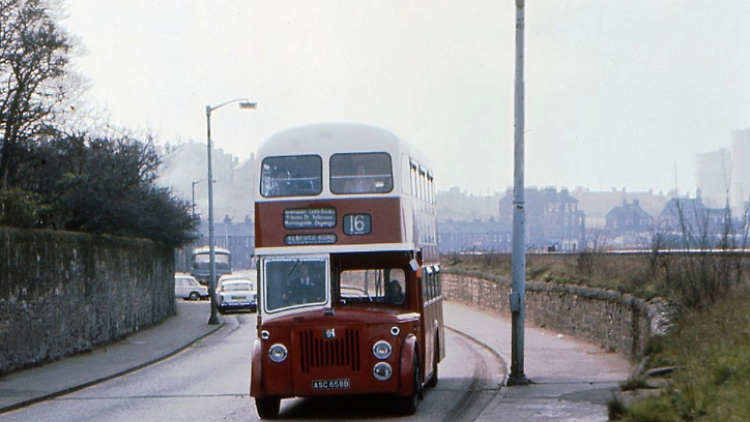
[268, 344, 288, 363]
[373, 362, 392, 381]
[372, 340, 392, 360]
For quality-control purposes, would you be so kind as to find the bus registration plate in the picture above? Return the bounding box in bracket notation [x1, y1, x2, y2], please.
[312, 379, 350, 390]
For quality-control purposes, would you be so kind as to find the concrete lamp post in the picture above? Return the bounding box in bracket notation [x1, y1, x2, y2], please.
[206, 98, 256, 325]
[508, 0, 529, 386]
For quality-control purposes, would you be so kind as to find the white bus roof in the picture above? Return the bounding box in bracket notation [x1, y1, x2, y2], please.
[256, 122, 432, 171]
[192, 246, 231, 254]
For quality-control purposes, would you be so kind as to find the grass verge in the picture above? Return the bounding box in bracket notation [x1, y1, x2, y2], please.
[615, 286, 750, 421]
[445, 253, 750, 421]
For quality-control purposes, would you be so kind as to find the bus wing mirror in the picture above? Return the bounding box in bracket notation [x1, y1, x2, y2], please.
[409, 259, 419, 272]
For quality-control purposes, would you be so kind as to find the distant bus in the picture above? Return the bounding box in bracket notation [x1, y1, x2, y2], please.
[190, 245, 232, 285]
[250, 123, 444, 418]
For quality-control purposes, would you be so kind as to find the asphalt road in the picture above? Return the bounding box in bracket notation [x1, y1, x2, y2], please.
[0, 299, 632, 421]
[0, 303, 505, 421]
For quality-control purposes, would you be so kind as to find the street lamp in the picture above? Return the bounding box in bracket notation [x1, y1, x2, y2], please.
[191, 178, 211, 219]
[206, 98, 257, 325]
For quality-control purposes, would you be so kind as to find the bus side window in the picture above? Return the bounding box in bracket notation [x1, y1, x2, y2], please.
[420, 168, 427, 201]
[427, 173, 435, 204]
[435, 266, 442, 297]
[428, 269, 435, 300]
[401, 155, 412, 194]
[410, 161, 418, 197]
[423, 266, 438, 301]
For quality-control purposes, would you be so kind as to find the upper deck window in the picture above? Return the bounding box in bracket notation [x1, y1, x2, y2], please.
[261, 155, 322, 197]
[330, 152, 393, 194]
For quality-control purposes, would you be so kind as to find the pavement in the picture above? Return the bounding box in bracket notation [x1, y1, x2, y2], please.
[0, 299, 633, 421]
[445, 301, 634, 422]
[0, 300, 223, 414]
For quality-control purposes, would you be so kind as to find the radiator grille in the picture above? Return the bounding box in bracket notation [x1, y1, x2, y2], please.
[299, 329, 361, 373]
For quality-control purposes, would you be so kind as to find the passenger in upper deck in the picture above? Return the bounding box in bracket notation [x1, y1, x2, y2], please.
[269, 168, 291, 196]
[344, 164, 376, 193]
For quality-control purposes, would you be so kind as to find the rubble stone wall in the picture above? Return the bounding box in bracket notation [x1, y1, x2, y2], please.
[0, 228, 175, 374]
[443, 270, 661, 362]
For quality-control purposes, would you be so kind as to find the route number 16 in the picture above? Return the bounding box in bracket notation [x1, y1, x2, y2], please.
[343, 214, 371, 235]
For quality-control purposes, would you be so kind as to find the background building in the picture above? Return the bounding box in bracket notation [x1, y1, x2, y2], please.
[159, 140, 257, 226]
[605, 200, 653, 248]
[696, 148, 731, 209]
[730, 129, 750, 217]
[570, 187, 671, 229]
[498, 187, 584, 252]
[158, 126, 750, 256]
[438, 218, 510, 253]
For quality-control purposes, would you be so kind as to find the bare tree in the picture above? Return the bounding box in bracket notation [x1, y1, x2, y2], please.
[577, 228, 610, 277]
[661, 196, 748, 310]
[0, 1, 195, 246]
[0, 0, 71, 189]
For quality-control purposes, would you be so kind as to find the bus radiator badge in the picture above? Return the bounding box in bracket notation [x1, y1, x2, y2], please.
[324, 328, 336, 339]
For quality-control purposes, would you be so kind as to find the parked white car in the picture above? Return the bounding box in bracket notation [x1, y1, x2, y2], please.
[175, 274, 209, 301]
[217, 274, 257, 313]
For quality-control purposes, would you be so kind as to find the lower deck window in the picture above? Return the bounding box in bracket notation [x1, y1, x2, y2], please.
[338, 268, 405, 305]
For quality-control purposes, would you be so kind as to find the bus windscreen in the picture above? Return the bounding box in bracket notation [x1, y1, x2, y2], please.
[263, 258, 328, 312]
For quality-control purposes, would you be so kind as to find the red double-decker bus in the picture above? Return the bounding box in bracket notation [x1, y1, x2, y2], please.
[250, 123, 444, 418]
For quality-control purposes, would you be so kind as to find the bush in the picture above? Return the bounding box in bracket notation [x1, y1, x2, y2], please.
[0, 188, 41, 227]
[1, 134, 197, 247]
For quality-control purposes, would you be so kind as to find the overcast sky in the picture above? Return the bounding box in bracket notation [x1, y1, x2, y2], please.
[61, 0, 750, 196]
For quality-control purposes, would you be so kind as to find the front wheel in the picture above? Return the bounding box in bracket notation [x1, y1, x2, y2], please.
[255, 397, 280, 419]
[398, 355, 421, 415]
[189, 292, 201, 301]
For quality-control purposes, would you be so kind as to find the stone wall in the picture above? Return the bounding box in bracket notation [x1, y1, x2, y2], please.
[0, 228, 175, 375]
[443, 270, 664, 363]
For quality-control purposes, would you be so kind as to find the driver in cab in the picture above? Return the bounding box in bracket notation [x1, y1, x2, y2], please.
[283, 264, 324, 305]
